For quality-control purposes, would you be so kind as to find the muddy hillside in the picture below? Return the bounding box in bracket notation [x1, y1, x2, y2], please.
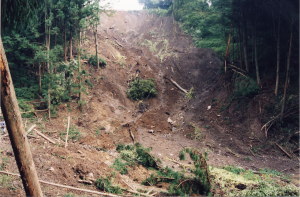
[0, 11, 298, 196]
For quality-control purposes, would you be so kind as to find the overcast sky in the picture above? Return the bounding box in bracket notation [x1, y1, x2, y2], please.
[101, 0, 144, 11]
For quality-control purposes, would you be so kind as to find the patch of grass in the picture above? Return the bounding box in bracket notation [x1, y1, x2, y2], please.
[234, 76, 259, 98]
[190, 123, 202, 140]
[179, 150, 186, 160]
[95, 176, 122, 194]
[241, 181, 299, 196]
[223, 165, 246, 175]
[148, 8, 170, 16]
[126, 78, 157, 101]
[115, 143, 160, 169]
[211, 166, 299, 196]
[112, 158, 128, 175]
[63, 194, 75, 197]
[60, 126, 81, 142]
[185, 87, 195, 99]
[88, 55, 107, 68]
[0, 175, 12, 189]
[143, 148, 211, 196]
[0, 157, 9, 170]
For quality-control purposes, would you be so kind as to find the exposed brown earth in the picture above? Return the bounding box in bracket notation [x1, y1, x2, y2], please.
[0, 11, 298, 196]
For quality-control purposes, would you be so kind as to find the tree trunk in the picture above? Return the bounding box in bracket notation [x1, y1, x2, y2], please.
[280, 28, 293, 121]
[38, 63, 42, 95]
[238, 24, 243, 67]
[0, 39, 43, 196]
[64, 28, 67, 62]
[78, 31, 82, 105]
[275, 16, 281, 96]
[94, 27, 99, 69]
[69, 34, 73, 60]
[242, 23, 249, 72]
[254, 26, 261, 87]
[46, 26, 51, 120]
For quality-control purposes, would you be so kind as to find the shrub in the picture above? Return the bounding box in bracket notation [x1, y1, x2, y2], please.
[95, 176, 122, 194]
[114, 143, 160, 170]
[234, 76, 259, 98]
[18, 99, 35, 118]
[126, 78, 157, 100]
[88, 55, 107, 68]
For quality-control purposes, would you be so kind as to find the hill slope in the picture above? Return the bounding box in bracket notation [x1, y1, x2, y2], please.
[0, 11, 298, 196]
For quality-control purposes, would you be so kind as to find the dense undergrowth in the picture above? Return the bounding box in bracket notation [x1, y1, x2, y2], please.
[95, 144, 299, 196]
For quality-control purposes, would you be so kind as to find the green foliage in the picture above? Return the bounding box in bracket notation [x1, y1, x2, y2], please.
[234, 76, 259, 98]
[179, 150, 186, 160]
[2, 0, 104, 113]
[60, 126, 81, 142]
[112, 158, 128, 175]
[0, 157, 9, 171]
[171, 0, 229, 56]
[139, 0, 172, 9]
[116, 144, 135, 152]
[214, 165, 299, 196]
[18, 99, 35, 118]
[223, 165, 246, 175]
[15, 87, 39, 100]
[148, 8, 170, 16]
[241, 182, 299, 197]
[127, 78, 157, 101]
[115, 143, 160, 170]
[0, 175, 13, 189]
[135, 143, 159, 168]
[143, 148, 211, 196]
[88, 55, 107, 68]
[185, 87, 195, 99]
[95, 176, 122, 194]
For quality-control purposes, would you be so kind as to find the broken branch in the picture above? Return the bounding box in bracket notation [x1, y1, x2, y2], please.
[34, 129, 56, 144]
[0, 171, 121, 197]
[275, 143, 293, 159]
[164, 77, 188, 94]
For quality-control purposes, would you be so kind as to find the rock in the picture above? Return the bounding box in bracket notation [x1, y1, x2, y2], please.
[87, 172, 94, 180]
[148, 130, 155, 134]
[49, 167, 54, 172]
[168, 117, 175, 125]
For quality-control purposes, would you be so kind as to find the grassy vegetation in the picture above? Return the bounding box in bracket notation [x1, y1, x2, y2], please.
[88, 55, 107, 68]
[126, 78, 157, 101]
[60, 126, 81, 142]
[185, 87, 195, 100]
[142, 148, 211, 196]
[95, 175, 122, 194]
[210, 165, 299, 196]
[113, 144, 160, 175]
[0, 175, 13, 189]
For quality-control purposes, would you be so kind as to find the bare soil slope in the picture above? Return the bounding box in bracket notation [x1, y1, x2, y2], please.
[0, 11, 298, 196]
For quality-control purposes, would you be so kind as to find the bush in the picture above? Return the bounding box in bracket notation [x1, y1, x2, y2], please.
[88, 55, 107, 68]
[126, 78, 157, 100]
[95, 176, 122, 194]
[234, 76, 259, 98]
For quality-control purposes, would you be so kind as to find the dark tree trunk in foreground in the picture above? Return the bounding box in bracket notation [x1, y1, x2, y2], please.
[0, 39, 43, 196]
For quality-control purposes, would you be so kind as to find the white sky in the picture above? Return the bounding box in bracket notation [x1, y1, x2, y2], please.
[101, 0, 144, 11]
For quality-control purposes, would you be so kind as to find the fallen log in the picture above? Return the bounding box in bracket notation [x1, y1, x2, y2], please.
[275, 143, 293, 159]
[164, 77, 188, 94]
[0, 171, 121, 197]
[34, 129, 56, 144]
